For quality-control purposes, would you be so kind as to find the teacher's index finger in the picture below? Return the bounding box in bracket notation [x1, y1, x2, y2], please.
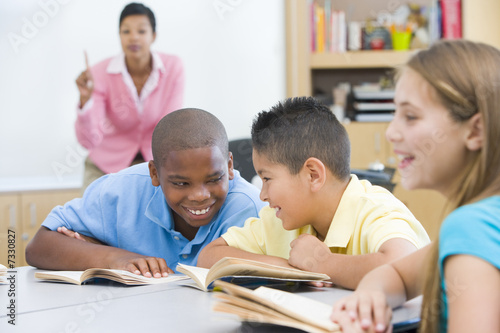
[84, 50, 90, 70]
[83, 50, 93, 85]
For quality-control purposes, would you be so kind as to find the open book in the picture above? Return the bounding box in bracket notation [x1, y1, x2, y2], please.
[176, 257, 330, 292]
[34, 268, 188, 286]
[213, 280, 340, 333]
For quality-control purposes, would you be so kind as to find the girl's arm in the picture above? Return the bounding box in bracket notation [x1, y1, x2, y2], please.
[445, 254, 500, 333]
[331, 244, 432, 332]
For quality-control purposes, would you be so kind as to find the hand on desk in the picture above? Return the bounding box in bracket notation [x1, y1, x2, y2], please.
[331, 291, 392, 333]
[56, 226, 174, 278]
[108, 252, 175, 278]
[27, 226, 175, 279]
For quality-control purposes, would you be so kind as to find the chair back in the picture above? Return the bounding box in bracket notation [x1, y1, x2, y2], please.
[229, 139, 256, 183]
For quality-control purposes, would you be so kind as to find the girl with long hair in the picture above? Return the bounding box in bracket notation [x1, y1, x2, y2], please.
[331, 39, 500, 332]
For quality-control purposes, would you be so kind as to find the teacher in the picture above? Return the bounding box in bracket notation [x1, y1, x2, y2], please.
[75, 2, 184, 190]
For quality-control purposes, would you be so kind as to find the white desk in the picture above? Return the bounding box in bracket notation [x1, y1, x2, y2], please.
[0, 267, 421, 332]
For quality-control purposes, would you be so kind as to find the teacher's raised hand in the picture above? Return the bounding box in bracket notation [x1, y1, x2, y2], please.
[75, 50, 94, 108]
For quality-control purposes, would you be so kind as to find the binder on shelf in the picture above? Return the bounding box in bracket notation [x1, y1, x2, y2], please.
[353, 85, 395, 100]
[352, 85, 395, 122]
[353, 102, 395, 112]
[354, 113, 395, 122]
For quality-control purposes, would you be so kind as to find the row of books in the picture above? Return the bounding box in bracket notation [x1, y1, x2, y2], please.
[310, 0, 346, 53]
[310, 0, 462, 54]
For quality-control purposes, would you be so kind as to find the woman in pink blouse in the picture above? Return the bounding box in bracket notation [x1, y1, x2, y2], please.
[75, 2, 184, 190]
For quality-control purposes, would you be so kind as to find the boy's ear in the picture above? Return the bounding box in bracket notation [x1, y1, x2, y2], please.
[301, 157, 326, 192]
[148, 160, 161, 187]
[227, 152, 235, 180]
[465, 113, 483, 151]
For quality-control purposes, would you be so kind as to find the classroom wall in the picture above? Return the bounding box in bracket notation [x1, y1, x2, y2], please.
[0, 0, 286, 188]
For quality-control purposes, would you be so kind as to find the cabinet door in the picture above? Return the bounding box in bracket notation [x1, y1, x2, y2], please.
[19, 190, 80, 266]
[0, 194, 21, 267]
[344, 122, 396, 169]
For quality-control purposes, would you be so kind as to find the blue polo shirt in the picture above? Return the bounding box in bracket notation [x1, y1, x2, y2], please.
[42, 163, 266, 271]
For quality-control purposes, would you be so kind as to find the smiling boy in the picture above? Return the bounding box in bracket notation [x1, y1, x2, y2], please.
[26, 108, 265, 277]
[198, 97, 430, 289]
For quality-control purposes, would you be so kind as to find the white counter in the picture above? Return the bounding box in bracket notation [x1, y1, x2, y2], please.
[0, 175, 82, 193]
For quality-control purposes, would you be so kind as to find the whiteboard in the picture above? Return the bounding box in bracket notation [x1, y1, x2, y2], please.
[0, 0, 285, 188]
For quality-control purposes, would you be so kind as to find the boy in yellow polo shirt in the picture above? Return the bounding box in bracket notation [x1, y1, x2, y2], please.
[197, 97, 430, 290]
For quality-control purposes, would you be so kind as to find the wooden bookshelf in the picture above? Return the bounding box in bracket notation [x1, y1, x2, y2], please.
[286, 0, 500, 97]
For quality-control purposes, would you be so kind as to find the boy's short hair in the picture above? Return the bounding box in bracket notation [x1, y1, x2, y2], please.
[152, 108, 229, 168]
[251, 96, 350, 180]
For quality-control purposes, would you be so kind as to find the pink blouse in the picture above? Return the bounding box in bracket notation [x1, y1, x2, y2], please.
[75, 52, 184, 173]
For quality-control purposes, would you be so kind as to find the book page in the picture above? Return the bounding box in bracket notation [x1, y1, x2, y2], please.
[176, 264, 209, 289]
[213, 300, 328, 333]
[213, 281, 339, 333]
[35, 269, 188, 286]
[253, 286, 337, 331]
[214, 281, 337, 332]
[112, 270, 188, 284]
[82, 269, 188, 285]
[208, 257, 329, 283]
[35, 271, 84, 285]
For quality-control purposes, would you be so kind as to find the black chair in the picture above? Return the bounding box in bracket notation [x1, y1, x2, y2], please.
[229, 138, 256, 183]
[351, 167, 396, 192]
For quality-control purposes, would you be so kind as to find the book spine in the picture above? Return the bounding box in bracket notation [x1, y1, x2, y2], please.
[331, 10, 338, 53]
[428, 0, 441, 44]
[338, 10, 346, 53]
[440, 0, 462, 39]
[325, 0, 331, 52]
[310, 0, 316, 52]
[316, 5, 325, 52]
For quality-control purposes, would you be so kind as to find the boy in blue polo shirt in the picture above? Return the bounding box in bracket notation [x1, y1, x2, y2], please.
[26, 108, 266, 278]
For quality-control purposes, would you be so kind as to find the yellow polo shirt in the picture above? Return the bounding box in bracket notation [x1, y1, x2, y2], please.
[222, 175, 430, 258]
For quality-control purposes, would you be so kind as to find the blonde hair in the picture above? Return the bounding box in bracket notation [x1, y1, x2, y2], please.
[401, 40, 500, 332]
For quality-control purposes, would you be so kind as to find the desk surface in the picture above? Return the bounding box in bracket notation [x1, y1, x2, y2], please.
[0, 267, 421, 332]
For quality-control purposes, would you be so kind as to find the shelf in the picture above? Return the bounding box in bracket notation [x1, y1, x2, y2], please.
[310, 50, 418, 69]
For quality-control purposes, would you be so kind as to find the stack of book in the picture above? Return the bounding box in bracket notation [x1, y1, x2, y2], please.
[352, 85, 395, 122]
[212, 280, 340, 332]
